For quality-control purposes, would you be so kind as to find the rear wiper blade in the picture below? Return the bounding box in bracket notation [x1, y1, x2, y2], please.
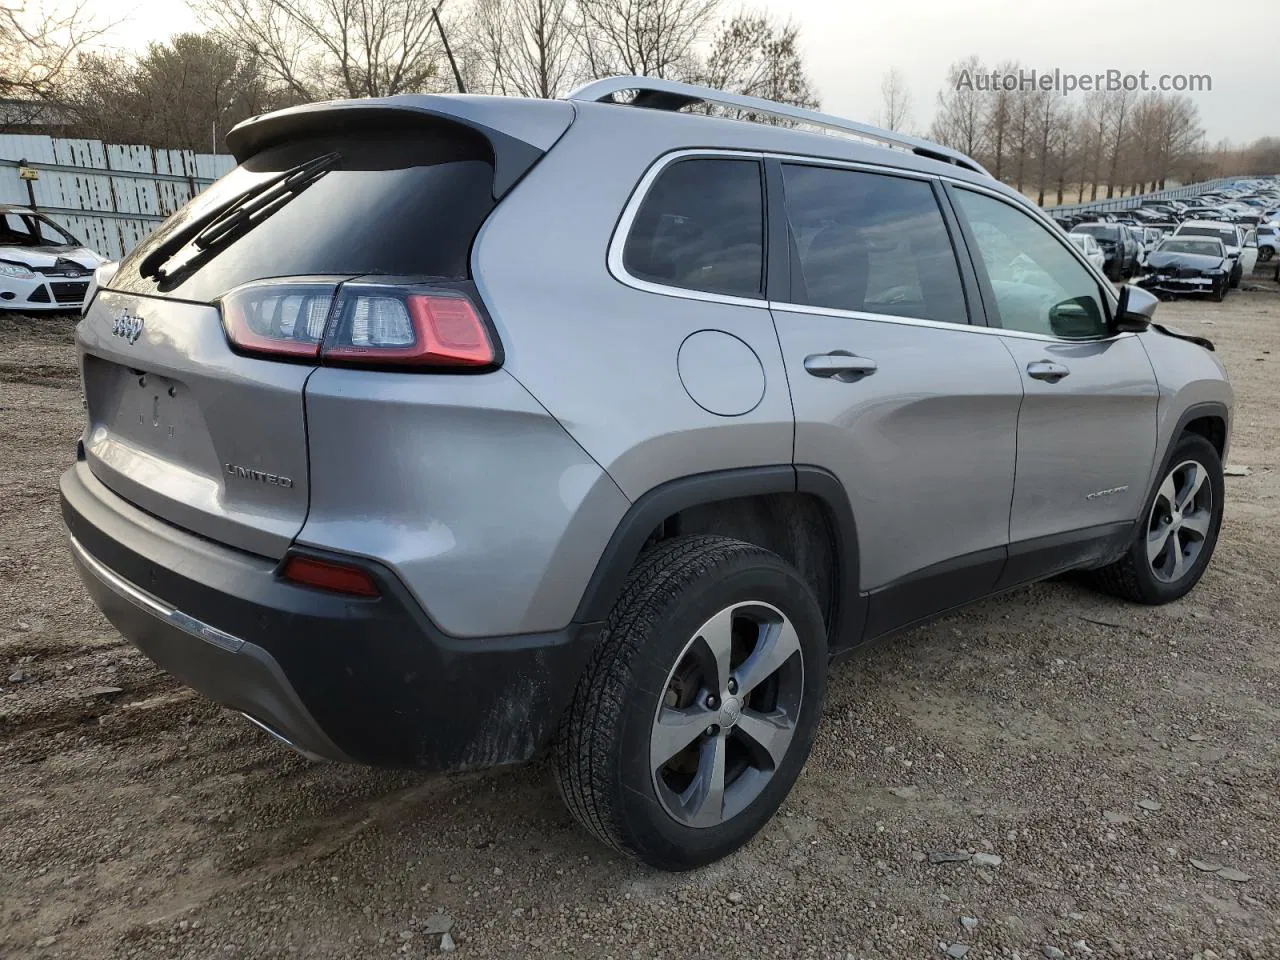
[139, 152, 340, 280]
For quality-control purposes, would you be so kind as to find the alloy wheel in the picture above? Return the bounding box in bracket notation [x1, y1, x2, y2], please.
[649, 602, 804, 828]
[1147, 459, 1214, 583]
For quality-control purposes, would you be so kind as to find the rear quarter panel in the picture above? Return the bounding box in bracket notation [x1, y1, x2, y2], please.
[470, 109, 795, 501]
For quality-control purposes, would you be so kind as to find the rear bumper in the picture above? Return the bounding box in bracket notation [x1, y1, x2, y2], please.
[61, 461, 601, 770]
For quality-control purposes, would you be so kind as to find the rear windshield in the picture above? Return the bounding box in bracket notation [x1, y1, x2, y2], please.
[1179, 226, 1237, 244]
[112, 129, 495, 302]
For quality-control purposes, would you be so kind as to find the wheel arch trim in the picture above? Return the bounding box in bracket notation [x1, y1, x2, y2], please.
[572, 465, 866, 650]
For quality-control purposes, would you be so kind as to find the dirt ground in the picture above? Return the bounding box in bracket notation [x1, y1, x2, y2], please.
[1, 279, 1278, 960]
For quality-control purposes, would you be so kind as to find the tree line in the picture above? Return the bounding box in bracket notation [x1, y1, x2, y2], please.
[1, 0, 1274, 206]
[6, 0, 814, 152]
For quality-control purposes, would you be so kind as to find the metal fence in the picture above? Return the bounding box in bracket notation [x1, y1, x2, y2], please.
[1047, 176, 1262, 216]
[0, 134, 234, 260]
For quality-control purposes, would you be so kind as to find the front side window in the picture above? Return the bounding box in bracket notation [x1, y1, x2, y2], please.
[954, 188, 1109, 339]
[622, 157, 764, 299]
[780, 164, 968, 323]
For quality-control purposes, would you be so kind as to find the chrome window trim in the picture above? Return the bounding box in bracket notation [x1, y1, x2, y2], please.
[608, 148, 1129, 345]
[607, 148, 772, 308]
[767, 301, 1133, 344]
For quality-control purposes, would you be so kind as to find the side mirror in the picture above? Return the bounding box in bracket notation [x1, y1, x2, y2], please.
[1111, 284, 1157, 334]
[1049, 296, 1106, 339]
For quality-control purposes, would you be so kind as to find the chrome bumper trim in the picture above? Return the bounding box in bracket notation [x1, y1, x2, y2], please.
[68, 534, 245, 654]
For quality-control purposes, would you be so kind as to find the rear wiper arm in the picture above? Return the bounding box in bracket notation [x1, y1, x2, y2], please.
[139, 152, 341, 280]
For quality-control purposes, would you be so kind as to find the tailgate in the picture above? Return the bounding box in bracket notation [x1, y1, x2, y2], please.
[78, 289, 313, 558]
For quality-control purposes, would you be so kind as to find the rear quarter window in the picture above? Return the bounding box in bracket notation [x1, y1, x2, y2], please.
[621, 157, 765, 300]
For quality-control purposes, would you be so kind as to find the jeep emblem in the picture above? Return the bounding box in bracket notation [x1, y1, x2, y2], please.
[112, 311, 144, 344]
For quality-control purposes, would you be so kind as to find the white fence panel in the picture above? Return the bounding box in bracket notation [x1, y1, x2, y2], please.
[0, 134, 235, 260]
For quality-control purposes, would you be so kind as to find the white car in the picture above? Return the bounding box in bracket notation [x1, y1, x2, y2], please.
[1258, 224, 1278, 263]
[1068, 231, 1107, 271]
[0, 205, 108, 311]
[1174, 220, 1251, 288]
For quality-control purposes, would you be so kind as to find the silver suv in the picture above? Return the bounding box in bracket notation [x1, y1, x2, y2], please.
[62, 77, 1233, 870]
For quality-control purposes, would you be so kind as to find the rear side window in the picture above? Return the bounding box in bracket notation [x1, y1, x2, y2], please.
[780, 164, 968, 324]
[622, 158, 764, 299]
[113, 128, 496, 303]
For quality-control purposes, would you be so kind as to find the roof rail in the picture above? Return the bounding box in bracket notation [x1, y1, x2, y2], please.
[567, 76, 992, 178]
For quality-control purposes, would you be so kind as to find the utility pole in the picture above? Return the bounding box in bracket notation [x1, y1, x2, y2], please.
[432, 1, 466, 94]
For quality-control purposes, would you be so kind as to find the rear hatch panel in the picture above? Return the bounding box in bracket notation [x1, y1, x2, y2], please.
[80, 289, 315, 558]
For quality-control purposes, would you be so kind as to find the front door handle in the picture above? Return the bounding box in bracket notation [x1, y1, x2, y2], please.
[804, 352, 878, 381]
[1027, 360, 1070, 383]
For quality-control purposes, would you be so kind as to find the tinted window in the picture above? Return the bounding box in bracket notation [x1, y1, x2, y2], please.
[781, 164, 967, 323]
[112, 130, 496, 302]
[954, 189, 1108, 339]
[623, 158, 763, 298]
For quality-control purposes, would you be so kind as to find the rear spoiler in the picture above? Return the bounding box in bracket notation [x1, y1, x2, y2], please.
[226, 95, 576, 199]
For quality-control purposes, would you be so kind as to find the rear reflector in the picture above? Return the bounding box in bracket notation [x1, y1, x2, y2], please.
[281, 556, 380, 597]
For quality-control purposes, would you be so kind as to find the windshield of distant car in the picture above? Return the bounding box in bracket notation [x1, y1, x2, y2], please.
[0, 212, 80, 247]
[1159, 238, 1224, 257]
[1179, 225, 1237, 245]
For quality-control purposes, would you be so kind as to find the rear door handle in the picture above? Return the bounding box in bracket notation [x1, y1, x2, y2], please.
[1026, 360, 1070, 383]
[804, 352, 878, 381]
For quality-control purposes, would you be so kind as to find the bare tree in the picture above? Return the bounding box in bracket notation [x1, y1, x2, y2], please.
[1102, 87, 1133, 198]
[1031, 89, 1057, 205]
[876, 67, 912, 132]
[197, 0, 449, 100]
[1008, 83, 1036, 192]
[1080, 90, 1108, 200]
[574, 0, 719, 80]
[464, 0, 579, 98]
[931, 56, 985, 159]
[701, 9, 816, 109]
[1, 0, 109, 112]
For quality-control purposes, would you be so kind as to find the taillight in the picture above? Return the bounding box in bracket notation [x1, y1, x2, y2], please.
[281, 555, 380, 597]
[221, 281, 337, 360]
[219, 281, 497, 369]
[323, 287, 494, 367]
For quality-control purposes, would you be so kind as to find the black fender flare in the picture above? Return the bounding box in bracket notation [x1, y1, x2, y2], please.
[572, 465, 866, 652]
[1126, 400, 1230, 543]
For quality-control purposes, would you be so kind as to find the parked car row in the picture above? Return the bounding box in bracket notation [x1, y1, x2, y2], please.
[1055, 177, 1280, 299]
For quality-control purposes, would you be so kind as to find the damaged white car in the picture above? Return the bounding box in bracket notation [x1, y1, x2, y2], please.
[0, 205, 108, 311]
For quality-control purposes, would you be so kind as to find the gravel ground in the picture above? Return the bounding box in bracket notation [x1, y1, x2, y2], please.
[1, 283, 1278, 960]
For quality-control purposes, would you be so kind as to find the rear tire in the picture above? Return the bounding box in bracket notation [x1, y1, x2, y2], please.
[554, 535, 828, 870]
[1088, 434, 1224, 605]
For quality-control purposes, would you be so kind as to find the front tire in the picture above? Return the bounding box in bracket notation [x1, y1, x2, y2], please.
[1230, 263, 1243, 288]
[1089, 434, 1224, 605]
[1212, 278, 1227, 302]
[554, 535, 828, 870]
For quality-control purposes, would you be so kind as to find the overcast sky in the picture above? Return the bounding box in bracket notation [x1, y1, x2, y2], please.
[101, 0, 1272, 144]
